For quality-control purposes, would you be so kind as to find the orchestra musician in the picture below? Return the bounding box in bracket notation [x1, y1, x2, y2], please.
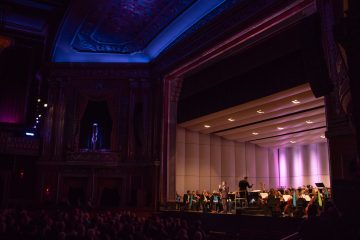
[219, 181, 229, 213]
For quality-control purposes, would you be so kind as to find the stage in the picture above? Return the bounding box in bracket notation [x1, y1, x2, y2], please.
[158, 209, 302, 240]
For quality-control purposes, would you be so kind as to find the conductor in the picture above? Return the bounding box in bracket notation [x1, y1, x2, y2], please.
[239, 176, 253, 198]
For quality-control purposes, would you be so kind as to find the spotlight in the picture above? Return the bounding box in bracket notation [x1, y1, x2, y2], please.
[38, 114, 42, 117]
[43, 103, 48, 107]
[37, 98, 41, 102]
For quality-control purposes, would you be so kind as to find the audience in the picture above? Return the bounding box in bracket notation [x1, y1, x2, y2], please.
[0, 208, 206, 240]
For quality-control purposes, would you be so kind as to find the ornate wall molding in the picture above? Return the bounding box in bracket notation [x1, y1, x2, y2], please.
[48, 64, 151, 80]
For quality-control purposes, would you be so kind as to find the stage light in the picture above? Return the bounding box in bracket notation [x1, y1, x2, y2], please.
[257, 109, 265, 114]
[228, 118, 235, 122]
[320, 135, 326, 139]
[33, 125, 37, 129]
[37, 98, 41, 102]
[204, 125, 211, 128]
[277, 127, 284, 130]
[252, 132, 259, 135]
[292, 99, 300, 104]
[306, 120, 313, 124]
[43, 103, 48, 107]
[38, 114, 42, 117]
[25, 132, 35, 136]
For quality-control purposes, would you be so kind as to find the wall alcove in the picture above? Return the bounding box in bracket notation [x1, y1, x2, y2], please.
[79, 100, 113, 151]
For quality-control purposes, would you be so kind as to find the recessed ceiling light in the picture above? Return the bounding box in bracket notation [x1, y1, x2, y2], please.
[290, 140, 296, 143]
[204, 125, 211, 128]
[228, 118, 235, 122]
[277, 127, 284, 130]
[320, 135, 326, 139]
[292, 99, 300, 104]
[252, 132, 259, 135]
[257, 109, 265, 114]
[306, 120, 313, 124]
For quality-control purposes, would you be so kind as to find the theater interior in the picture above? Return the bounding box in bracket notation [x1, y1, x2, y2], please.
[0, 0, 360, 239]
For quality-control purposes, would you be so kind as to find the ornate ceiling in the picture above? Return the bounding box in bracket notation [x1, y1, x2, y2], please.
[52, 0, 238, 63]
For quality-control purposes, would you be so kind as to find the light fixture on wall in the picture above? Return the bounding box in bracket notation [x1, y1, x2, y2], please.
[292, 99, 300, 104]
[204, 125, 211, 128]
[227, 118, 235, 122]
[252, 132, 259, 135]
[257, 109, 265, 114]
[305, 120, 313, 124]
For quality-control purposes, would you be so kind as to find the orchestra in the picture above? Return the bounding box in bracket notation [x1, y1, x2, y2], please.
[177, 182, 331, 217]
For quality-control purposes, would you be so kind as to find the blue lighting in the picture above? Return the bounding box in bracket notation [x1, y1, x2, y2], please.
[25, 132, 35, 136]
[52, 0, 225, 63]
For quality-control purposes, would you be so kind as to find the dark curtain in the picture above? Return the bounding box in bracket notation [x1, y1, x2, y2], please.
[0, 47, 29, 124]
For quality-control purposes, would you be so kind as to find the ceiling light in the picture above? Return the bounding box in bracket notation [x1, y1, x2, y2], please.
[252, 132, 259, 135]
[43, 103, 48, 107]
[320, 135, 326, 139]
[228, 118, 235, 122]
[277, 127, 284, 130]
[290, 140, 296, 143]
[292, 99, 300, 104]
[306, 120, 313, 124]
[257, 109, 265, 114]
[37, 98, 41, 102]
[204, 125, 211, 128]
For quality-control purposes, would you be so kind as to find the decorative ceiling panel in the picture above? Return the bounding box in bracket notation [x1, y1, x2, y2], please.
[72, 0, 195, 53]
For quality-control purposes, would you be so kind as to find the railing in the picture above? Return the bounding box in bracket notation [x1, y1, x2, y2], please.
[0, 132, 39, 155]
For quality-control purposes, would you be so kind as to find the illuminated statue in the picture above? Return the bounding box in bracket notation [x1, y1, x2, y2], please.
[91, 123, 98, 151]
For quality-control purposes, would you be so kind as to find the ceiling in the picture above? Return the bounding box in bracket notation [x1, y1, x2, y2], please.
[179, 83, 327, 148]
[51, 0, 238, 63]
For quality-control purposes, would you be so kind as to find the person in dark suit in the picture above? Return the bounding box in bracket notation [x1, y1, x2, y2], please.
[239, 176, 253, 199]
[182, 190, 192, 210]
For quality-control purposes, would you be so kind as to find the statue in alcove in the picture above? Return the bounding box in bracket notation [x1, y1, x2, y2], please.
[79, 100, 112, 151]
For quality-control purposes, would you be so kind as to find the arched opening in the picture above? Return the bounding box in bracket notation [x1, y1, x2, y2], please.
[79, 100, 112, 150]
